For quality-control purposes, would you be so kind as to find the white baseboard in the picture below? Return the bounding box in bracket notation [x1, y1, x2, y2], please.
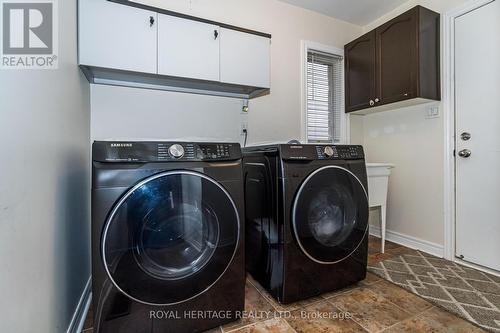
[454, 258, 500, 277]
[67, 277, 92, 333]
[369, 225, 444, 258]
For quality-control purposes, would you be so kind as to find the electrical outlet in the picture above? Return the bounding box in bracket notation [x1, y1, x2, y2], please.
[426, 106, 440, 119]
[241, 122, 248, 136]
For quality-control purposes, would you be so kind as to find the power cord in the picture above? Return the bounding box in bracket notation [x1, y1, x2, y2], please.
[243, 129, 248, 147]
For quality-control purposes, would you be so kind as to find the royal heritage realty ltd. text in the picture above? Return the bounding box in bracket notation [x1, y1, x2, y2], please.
[150, 310, 353, 320]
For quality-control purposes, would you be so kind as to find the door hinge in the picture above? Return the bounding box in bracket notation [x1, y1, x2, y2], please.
[453, 149, 456, 157]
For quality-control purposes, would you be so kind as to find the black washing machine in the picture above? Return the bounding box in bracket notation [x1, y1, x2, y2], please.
[92, 141, 245, 333]
[243, 144, 369, 304]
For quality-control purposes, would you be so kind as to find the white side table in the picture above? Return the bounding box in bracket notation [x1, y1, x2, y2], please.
[366, 163, 395, 253]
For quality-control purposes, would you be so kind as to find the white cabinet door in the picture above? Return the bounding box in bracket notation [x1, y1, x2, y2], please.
[79, 0, 157, 74]
[158, 15, 220, 81]
[220, 28, 270, 88]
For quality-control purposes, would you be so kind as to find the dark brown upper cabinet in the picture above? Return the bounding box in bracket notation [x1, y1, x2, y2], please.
[345, 31, 376, 112]
[345, 6, 440, 114]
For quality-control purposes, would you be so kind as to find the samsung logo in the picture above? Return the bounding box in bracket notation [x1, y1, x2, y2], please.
[290, 146, 303, 149]
[110, 143, 133, 148]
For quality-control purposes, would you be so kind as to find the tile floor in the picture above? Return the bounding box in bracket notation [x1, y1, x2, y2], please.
[82, 236, 486, 332]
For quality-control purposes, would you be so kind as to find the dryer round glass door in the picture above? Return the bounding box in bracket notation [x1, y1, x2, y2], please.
[292, 166, 368, 264]
[102, 171, 240, 306]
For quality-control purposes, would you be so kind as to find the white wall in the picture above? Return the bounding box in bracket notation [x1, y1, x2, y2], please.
[91, 0, 362, 143]
[349, 115, 365, 145]
[0, 1, 91, 332]
[363, 104, 444, 246]
[91, 85, 245, 141]
[351, 0, 469, 250]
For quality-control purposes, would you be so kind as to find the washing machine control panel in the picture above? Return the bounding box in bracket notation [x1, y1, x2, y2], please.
[93, 141, 242, 162]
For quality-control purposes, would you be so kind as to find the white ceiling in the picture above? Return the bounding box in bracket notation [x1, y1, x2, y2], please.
[278, 0, 409, 25]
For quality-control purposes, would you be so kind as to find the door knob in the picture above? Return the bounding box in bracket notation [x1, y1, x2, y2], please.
[458, 149, 471, 158]
[461, 132, 471, 141]
[375, 98, 380, 103]
[369, 100, 375, 106]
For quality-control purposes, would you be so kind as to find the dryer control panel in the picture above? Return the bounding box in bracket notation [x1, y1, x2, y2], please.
[280, 144, 364, 161]
[93, 141, 242, 162]
[315, 145, 364, 160]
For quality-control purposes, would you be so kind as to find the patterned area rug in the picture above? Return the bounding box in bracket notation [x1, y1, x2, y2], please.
[369, 251, 500, 332]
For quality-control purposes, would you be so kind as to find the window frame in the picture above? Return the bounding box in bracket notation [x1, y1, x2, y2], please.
[300, 40, 349, 144]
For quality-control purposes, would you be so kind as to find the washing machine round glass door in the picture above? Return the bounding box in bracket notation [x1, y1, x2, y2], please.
[102, 170, 240, 306]
[292, 165, 368, 264]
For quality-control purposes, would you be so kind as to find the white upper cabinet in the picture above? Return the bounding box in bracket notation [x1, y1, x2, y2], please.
[220, 28, 271, 88]
[158, 15, 220, 81]
[79, 0, 157, 74]
[78, 1, 271, 98]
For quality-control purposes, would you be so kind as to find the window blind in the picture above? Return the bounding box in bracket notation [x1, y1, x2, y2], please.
[306, 50, 343, 143]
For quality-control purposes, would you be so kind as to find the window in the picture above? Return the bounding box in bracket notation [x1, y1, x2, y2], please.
[305, 49, 344, 143]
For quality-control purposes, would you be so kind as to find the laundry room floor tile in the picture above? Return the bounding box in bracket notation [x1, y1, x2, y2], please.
[367, 252, 394, 265]
[285, 300, 368, 332]
[368, 240, 420, 265]
[368, 236, 401, 252]
[222, 318, 295, 333]
[81, 236, 490, 333]
[222, 280, 276, 332]
[326, 287, 413, 332]
[365, 280, 433, 315]
[264, 294, 325, 313]
[359, 272, 381, 286]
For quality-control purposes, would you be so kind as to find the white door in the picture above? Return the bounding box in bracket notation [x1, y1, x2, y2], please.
[157, 15, 220, 81]
[455, 0, 500, 272]
[220, 28, 271, 88]
[78, 0, 157, 74]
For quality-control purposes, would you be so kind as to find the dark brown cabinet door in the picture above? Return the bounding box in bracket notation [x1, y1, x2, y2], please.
[375, 8, 418, 105]
[345, 31, 376, 112]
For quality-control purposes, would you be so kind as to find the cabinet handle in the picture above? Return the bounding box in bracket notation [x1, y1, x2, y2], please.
[214, 30, 219, 40]
[369, 100, 375, 106]
[149, 16, 155, 27]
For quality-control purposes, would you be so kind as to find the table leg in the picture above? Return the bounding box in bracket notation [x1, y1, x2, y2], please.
[380, 205, 387, 253]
